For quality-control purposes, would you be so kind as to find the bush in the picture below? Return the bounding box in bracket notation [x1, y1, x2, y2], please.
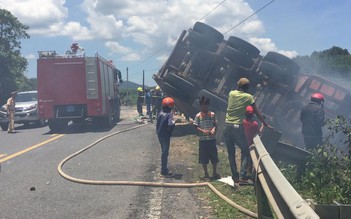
[299, 143, 351, 204]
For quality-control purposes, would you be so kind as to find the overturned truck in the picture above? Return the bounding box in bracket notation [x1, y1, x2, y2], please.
[153, 22, 351, 146]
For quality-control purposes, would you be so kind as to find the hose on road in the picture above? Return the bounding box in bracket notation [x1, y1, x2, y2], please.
[57, 122, 258, 218]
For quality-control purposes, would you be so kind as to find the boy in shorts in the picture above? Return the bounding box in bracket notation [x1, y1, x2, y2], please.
[193, 96, 220, 180]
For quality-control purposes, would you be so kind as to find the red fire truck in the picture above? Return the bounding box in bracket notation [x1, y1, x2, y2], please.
[37, 43, 122, 132]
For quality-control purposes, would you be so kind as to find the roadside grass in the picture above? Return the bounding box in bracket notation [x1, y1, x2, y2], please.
[172, 123, 257, 218]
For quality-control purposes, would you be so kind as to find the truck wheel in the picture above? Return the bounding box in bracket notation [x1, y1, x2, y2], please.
[163, 73, 198, 98]
[0, 123, 9, 131]
[48, 119, 67, 133]
[227, 36, 260, 59]
[259, 61, 297, 86]
[221, 46, 254, 69]
[188, 30, 219, 52]
[262, 51, 300, 75]
[192, 22, 224, 43]
[198, 89, 228, 112]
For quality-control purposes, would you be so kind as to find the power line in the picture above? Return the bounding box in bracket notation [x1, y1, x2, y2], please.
[198, 0, 226, 22]
[222, 0, 276, 35]
[128, 0, 276, 76]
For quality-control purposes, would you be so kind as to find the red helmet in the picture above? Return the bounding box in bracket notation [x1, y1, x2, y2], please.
[162, 97, 175, 108]
[311, 93, 324, 103]
[245, 105, 254, 115]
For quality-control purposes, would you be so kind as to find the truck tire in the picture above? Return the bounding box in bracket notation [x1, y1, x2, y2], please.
[198, 89, 228, 112]
[262, 51, 300, 75]
[163, 73, 198, 98]
[259, 61, 297, 85]
[227, 36, 260, 59]
[221, 46, 254, 69]
[193, 22, 224, 43]
[0, 123, 9, 131]
[48, 119, 67, 133]
[188, 30, 219, 52]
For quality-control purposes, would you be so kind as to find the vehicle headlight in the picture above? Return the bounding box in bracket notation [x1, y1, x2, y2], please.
[23, 104, 37, 111]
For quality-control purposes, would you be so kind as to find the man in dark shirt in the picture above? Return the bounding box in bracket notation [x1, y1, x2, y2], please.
[300, 93, 325, 150]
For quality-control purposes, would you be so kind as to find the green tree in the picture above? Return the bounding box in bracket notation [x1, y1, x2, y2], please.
[294, 46, 351, 77]
[0, 9, 30, 104]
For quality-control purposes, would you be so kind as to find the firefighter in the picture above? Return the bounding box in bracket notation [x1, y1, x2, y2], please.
[145, 88, 151, 117]
[6, 91, 17, 133]
[137, 87, 144, 116]
[223, 78, 268, 185]
[300, 93, 325, 150]
[156, 97, 176, 177]
[150, 86, 163, 123]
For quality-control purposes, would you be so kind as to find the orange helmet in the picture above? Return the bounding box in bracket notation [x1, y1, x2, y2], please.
[162, 97, 175, 108]
[311, 93, 324, 103]
[245, 105, 254, 115]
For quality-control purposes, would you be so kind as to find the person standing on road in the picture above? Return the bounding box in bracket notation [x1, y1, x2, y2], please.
[137, 87, 144, 117]
[223, 78, 268, 185]
[156, 97, 176, 177]
[150, 86, 163, 123]
[300, 93, 325, 150]
[242, 105, 264, 179]
[7, 91, 17, 133]
[145, 88, 151, 117]
[193, 96, 220, 181]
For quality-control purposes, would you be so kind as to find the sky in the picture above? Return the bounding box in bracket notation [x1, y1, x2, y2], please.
[1, 0, 350, 86]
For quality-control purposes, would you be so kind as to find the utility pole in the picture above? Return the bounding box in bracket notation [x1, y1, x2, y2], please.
[126, 67, 129, 106]
[142, 70, 145, 92]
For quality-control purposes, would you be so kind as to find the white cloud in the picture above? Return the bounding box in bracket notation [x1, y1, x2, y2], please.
[63, 22, 92, 40]
[25, 53, 36, 60]
[121, 53, 141, 61]
[105, 41, 130, 54]
[0, 0, 67, 29]
[1, 0, 297, 62]
[250, 37, 277, 55]
[249, 37, 298, 58]
[277, 50, 298, 59]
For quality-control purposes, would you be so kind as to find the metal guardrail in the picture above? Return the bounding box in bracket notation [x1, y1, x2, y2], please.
[251, 134, 319, 219]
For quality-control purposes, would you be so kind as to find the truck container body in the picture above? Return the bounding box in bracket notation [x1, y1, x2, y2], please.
[37, 48, 121, 132]
[154, 22, 351, 148]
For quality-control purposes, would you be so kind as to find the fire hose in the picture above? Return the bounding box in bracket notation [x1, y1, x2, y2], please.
[57, 122, 259, 218]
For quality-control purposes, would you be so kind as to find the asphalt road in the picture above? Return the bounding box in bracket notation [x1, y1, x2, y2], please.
[0, 107, 205, 219]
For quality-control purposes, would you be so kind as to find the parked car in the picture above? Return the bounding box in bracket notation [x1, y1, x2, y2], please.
[0, 91, 46, 130]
